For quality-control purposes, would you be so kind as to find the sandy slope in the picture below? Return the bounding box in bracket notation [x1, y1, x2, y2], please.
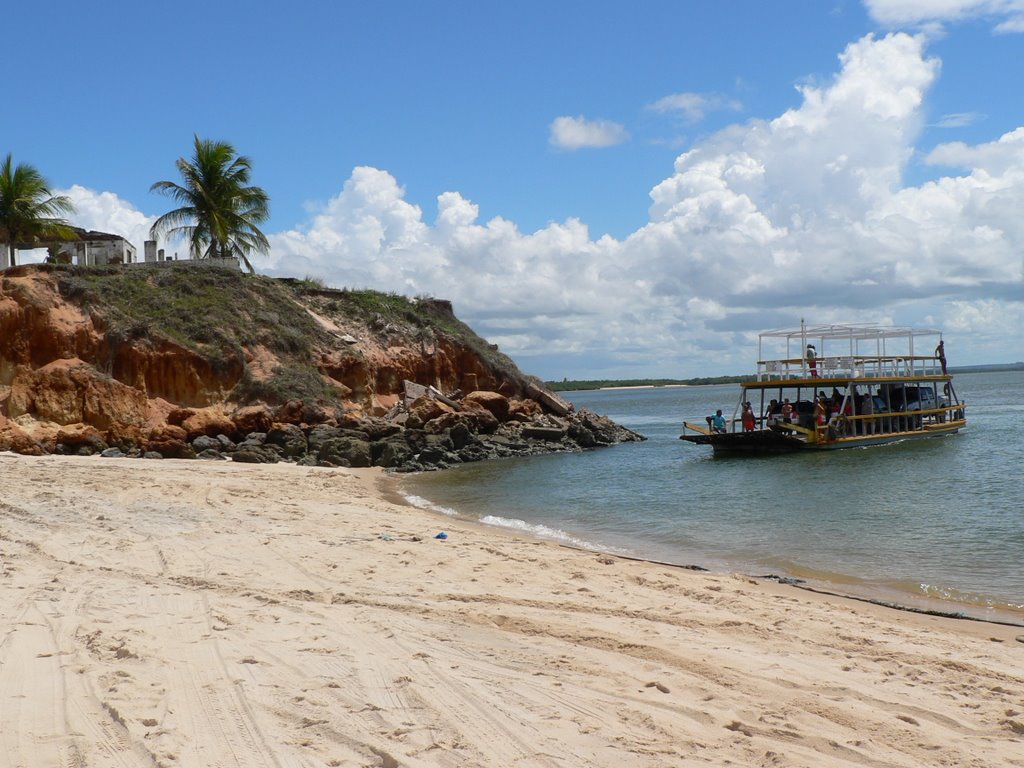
[0, 453, 1021, 768]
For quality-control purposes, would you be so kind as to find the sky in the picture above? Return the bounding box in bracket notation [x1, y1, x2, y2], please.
[5, 0, 1023, 379]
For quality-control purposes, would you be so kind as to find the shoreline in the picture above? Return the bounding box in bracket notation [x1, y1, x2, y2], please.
[393, 468, 1024, 632]
[395, 470, 1024, 628]
[1, 453, 1021, 766]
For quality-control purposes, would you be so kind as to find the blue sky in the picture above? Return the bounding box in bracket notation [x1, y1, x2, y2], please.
[5, 1, 1023, 379]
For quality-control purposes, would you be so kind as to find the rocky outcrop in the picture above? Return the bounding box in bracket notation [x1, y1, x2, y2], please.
[0, 264, 645, 466]
[73, 399, 643, 472]
[7, 358, 149, 429]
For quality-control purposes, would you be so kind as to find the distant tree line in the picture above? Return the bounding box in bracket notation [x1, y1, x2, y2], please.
[546, 376, 751, 392]
[548, 364, 1022, 392]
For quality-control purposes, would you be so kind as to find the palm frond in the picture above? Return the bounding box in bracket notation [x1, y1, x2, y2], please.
[149, 136, 271, 270]
[0, 153, 77, 265]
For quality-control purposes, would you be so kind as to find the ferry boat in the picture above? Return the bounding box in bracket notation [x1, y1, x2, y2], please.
[680, 323, 966, 455]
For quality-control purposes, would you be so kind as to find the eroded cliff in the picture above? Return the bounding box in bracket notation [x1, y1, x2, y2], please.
[0, 264, 642, 468]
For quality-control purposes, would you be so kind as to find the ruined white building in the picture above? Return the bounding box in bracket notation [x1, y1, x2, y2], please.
[0, 227, 136, 268]
[56, 229, 137, 266]
[1, 230, 242, 272]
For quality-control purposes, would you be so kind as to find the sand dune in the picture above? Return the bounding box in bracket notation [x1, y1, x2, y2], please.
[0, 453, 1021, 767]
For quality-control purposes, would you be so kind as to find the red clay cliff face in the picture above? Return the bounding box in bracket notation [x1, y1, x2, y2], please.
[109, 338, 245, 407]
[0, 266, 539, 455]
[319, 338, 504, 405]
[0, 268, 242, 411]
[7, 358, 150, 429]
[0, 272, 101, 371]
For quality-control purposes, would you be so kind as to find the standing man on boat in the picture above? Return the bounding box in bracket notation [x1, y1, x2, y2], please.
[936, 340, 947, 374]
[806, 344, 818, 378]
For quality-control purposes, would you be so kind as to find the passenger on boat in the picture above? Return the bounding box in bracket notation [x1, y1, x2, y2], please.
[765, 399, 780, 426]
[860, 392, 874, 435]
[742, 402, 756, 432]
[711, 409, 727, 434]
[781, 399, 794, 423]
[936, 340, 947, 374]
[814, 396, 827, 427]
[806, 344, 818, 378]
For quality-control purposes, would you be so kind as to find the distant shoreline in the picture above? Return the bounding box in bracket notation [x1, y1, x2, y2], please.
[596, 383, 690, 391]
[546, 362, 1023, 392]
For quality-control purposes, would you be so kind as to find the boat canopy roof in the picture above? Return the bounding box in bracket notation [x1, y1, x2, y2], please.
[759, 323, 942, 343]
[756, 323, 946, 381]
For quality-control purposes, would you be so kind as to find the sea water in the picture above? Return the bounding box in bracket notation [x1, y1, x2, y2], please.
[400, 370, 1024, 623]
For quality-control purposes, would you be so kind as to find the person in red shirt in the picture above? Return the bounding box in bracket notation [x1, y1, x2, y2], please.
[742, 402, 756, 432]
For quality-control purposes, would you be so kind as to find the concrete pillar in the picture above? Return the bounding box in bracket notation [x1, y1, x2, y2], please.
[145, 240, 157, 263]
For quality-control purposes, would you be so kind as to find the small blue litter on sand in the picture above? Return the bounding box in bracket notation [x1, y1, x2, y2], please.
[434, 531, 448, 540]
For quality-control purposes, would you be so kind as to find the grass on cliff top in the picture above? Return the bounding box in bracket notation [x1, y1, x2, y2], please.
[47, 264, 534, 401]
[55, 265, 329, 362]
[282, 280, 530, 388]
[283, 281, 463, 332]
[54, 265, 345, 404]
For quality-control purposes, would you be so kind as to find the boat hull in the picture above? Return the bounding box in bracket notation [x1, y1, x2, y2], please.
[680, 421, 965, 456]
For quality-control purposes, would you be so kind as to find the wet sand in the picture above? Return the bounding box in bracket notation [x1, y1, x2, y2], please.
[1, 453, 1021, 767]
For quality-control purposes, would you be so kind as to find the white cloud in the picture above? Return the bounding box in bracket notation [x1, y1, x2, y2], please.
[933, 111, 985, 128]
[924, 125, 1024, 172]
[548, 116, 630, 150]
[864, 0, 1024, 32]
[25, 32, 1024, 378]
[61, 186, 155, 251]
[648, 92, 743, 123]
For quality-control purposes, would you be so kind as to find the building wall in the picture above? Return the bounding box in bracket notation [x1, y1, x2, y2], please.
[64, 239, 137, 266]
[124, 256, 241, 272]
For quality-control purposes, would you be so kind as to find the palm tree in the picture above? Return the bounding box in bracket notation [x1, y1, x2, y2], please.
[0, 154, 76, 268]
[149, 136, 270, 273]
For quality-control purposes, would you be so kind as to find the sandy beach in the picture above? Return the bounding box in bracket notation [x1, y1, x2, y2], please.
[0, 453, 1021, 767]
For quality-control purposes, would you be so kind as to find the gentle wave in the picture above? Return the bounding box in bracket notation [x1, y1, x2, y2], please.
[401, 493, 460, 517]
[918, 582, 1024, 614]
[404, 490, 625, 554]
[478, 514, 624, 555]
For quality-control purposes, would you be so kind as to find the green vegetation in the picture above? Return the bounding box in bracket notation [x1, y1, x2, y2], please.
[231, 363, 340, 405]
[55, 264, 330, 367]
[149, 136, 270, 274]
[0, 153, 76, 268]
[285, 281, 528, 388]
[547, 376, 750, 391]
[47, 264, 530, 407]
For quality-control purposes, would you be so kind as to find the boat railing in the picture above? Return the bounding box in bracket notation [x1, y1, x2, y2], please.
[757, 354, 945, 380]
[800, 401, 967, 440]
